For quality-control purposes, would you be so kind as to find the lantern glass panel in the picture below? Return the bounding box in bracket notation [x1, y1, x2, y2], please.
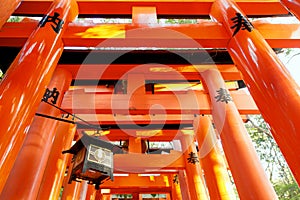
[87, 144, 113, 168]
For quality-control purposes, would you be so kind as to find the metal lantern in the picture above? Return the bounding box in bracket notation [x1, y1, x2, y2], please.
[62, 134, 114, 189]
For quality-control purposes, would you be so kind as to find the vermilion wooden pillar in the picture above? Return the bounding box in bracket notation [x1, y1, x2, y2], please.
[86, 184, 96, 200]
[0, 0, 78, 192]
[95, 190, 103, 200]
[180, 134, 209, 200]
[165, 193, 171, 200]
[172, 140, 191, 200]
[170, 174, 182, 200]
[61, 181, 83, 200]
[37, 118, 76, 200]
[201, 69, 277, 199]
[177, 170, 191, 200]
[101, 194, 111, 200]
[132, 192, 139, 200]
[79, 181, 89, 200]
[0, 0, 22, 29]
[210, 0, 300, 185]
[281, 0, 300, 19]
[194, 115, 236, 200]
[0, 68, 72, 199]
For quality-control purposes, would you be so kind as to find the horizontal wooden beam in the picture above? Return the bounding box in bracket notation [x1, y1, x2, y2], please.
[76, 116, 249, 140]
[1, 22, 299, 48]
[113, 150, 185, 173]
[79, 129, 187, 141]
[101, 187, 172, 194]
[59, 64, 242, 80]
[14, 0, 288, 16]
[61, 89, 259, 114]
[102, 174, 171, 188]
[76, 114, 194, 125]
[76, 113, 248, 125]
[75, 114, 232, 141]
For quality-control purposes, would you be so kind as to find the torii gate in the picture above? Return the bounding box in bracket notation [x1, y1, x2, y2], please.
[0, 0, 300, 199]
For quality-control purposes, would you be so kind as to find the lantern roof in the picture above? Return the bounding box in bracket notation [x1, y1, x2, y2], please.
[62, 134, 114, 155]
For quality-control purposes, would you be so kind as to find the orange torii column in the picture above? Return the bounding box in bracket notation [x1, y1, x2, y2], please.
[0, 0, 22, 29]
[95, 190, 104, 200]
[61, 158, 84, 200]
[132, 192, 139, 200]
[37, 117, 76, 200]
[0, 0, 78, 192]
[194, 115, 236, 200]
[210, 0, 300, 185]
[281, 0, 300, 19]
[165, 193, 171, 200]
[180, 134, 209, 200]
[178, 170, 191, 199]
[101, 194, 112, 200]
[201, 69, 277, 199]
[61, 181, 83, 200]
[85, 184, 96, 200]
[169, 174, 182, 200]
[0, 68, 72, 199]
[172, 141, 191, 199]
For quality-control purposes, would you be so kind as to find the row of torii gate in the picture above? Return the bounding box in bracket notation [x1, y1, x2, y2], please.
[1, 0, 300, 199]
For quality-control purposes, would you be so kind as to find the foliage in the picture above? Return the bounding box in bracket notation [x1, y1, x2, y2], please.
[158, 19, 198, 24]
[274, 181, 300, 200]
[115, 194, 132, 199]
[0, 69, 3, 80]
[7, 16, 23, 22]
[245, 115, 300, 199]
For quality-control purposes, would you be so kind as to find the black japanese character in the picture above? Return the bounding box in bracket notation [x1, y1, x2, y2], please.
[230, 13, 254, 36]
[215, 88, 232, 104]
[43, 87, 60, 104]
[173, 174, 179, 184]
[39, 12, 64, 34]
[187, 152, 199, 164]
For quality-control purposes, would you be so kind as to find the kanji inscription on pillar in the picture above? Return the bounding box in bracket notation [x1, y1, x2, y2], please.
[173, 174, 179, 184]
[187, 152, 199, 164]
[39, 12, 64, 33]
[42, 87, 60, 105]
[230, 12, 254, 36]
[215, 88, 232, 104]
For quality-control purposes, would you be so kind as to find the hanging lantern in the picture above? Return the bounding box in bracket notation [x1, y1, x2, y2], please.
[62, 134, 114, 189]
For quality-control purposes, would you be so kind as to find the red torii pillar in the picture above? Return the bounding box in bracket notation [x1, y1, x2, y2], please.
[210, 0, 300, 185]
[201, 69, 277, 199]
[172, 140, 191, 199]
[0, 0, 22, 29]
[85, 184, 97, 200]
[61, 157, 84, 200]
[61, 181, 83, 200]
[178, 170, 191, 200]
[101, 194, 112, 200]
[180, 134, 209, 200]
[0, 68, 73, 199]
[194, 115, 236, 200]
[0, 0, 78, 193]
[37, 117, 76, 200]
[169, 174, 182, 200]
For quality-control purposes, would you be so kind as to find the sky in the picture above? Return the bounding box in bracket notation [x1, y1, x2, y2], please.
[277, 48, 300, 87]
